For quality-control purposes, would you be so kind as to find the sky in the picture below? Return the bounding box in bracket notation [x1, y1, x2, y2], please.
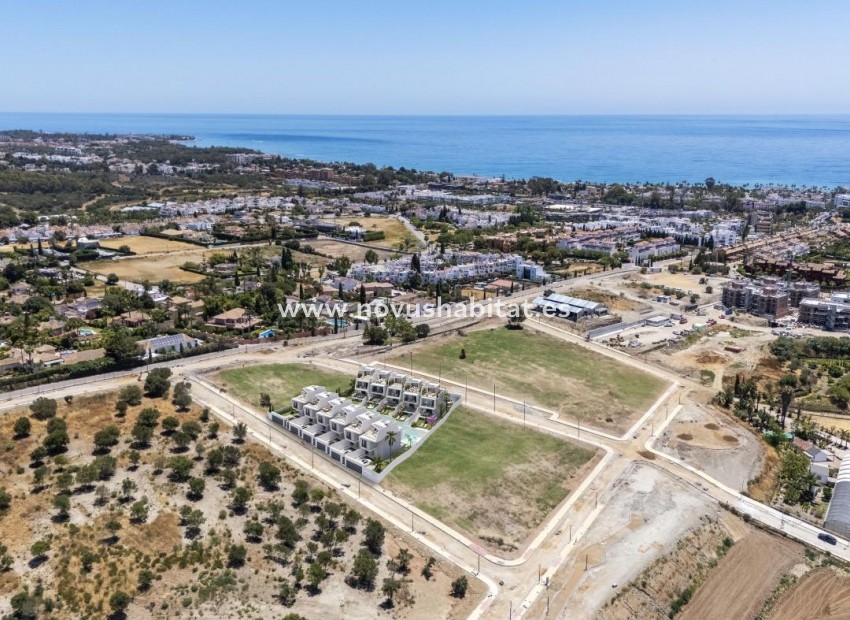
[1, 0, 849, 115]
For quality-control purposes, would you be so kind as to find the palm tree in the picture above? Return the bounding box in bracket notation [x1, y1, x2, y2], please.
[386, 431, 398, 455]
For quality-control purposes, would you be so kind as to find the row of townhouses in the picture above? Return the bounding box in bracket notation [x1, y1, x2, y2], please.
[269, 367, 458, 478]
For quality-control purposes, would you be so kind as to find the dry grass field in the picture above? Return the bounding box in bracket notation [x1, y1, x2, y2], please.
[385, 407, 599, 554]
[307, 239, 398, 263]
[98, 236, 200, 255]
[390, 325, 668, 432]
[80, 252, 207, 284]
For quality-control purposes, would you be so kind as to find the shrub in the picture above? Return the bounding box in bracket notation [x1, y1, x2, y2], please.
[30, 397, 57, 420]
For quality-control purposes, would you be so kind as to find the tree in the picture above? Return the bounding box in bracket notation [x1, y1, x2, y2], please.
[182, 420, 202, 440]
[171, 431, 191, 451]
[365, 248, 379, 264]
[421, 557, 436, 580]
[415, 323, 430, 339]
[109, 590, 131, 615]
[279, 580, 297, 607]
[259, 392, 272, 412]
[30, 397, 57, 420]
[119, 478, 137, 502]
[0, 488, 11, 512]
[130, 498, 149, 523]
[244, 519, 264, 542]
[228, 544, 248, 567]
[395, 548, 413, 574]
[144, 368, 172, 398]
[43, 429, 70, 454]
[507, 304, 526, 329]
[307, 561, 327, 592]
[364, 518, 386, 555]
[93, 425, 121, 451]
[188, 477, 205, 499]
[53, 493, 71, 519]
[162, 416, 180, 433]
[168, 456, 194, 482]
[115, 400, 129, 417]
[119, 385, 143, 406]
[233, 422, 248, 443]
[258, 462, 281, 490]
[10, 590, 38, 619]
[137, 407, 160, 427]
[13, 416, 31, 438]
[292, 479, 310, 507]
[451, 575, 468, 598]
[131, 423, 153, 447]
[137, 569, 155, 592]
[350, 548, 379, 589]
[105, 518, 122, 542]
[30, 539, 50, 561]
[382, 577, 403, 606]
[103, 327, 142, 363]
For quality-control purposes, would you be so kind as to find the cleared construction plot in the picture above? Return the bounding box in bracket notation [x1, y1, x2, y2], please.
[392, 326, 668, 432]
[538, 463, 718, 619]
[384, 406, 599, 554]
[212, 362, 352, 411]
[98, 236, 199, 254]
[656, 403, 764, 489]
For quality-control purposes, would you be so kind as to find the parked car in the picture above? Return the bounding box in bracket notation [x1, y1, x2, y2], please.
[818, 532, 838, 545]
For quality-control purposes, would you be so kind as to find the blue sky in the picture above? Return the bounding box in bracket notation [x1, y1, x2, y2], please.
[1, 1, 848, 114]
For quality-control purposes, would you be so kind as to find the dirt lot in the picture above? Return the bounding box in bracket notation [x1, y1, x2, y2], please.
[80, 251, 207, 283]
[98, 236, 200, 255]
[771, 567, 850, 619]
[680, 529, 804, 620]
[597, 516, 738, 620]
[533, 462, 719, 619]
[565, 286, 652, 314]
[657, 403, 764, 489]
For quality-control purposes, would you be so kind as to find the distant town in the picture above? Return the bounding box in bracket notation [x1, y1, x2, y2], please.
[5, 129, 850, 618]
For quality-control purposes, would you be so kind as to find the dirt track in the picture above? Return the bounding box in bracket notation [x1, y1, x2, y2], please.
[680, 530, 804, 620]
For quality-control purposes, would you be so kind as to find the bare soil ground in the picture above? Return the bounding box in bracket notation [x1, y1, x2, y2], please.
[657, 403, 764, 489]
[597, 516, 736, 620]
[770, 567, 850, 619]
[680, 530, 804, 620]
[566, 287, 652, 314]
[531, 462, 719, 619]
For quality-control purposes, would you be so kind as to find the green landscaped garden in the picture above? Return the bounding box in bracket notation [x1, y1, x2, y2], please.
[212, 363, 351, 411]
[385, 406, 598, 553]
[390, 326, 668, 432]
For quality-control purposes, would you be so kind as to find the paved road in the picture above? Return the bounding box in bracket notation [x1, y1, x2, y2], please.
[5, 264, 848, 618]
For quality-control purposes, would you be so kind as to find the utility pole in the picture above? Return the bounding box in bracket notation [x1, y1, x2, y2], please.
[523, 401, 527, 427]
[493, 381, 496, 412]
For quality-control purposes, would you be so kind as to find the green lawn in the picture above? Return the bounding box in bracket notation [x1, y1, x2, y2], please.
[213, 363, 352, 411]
[385, 406, 597, 552]
[390, 326, 667, 431]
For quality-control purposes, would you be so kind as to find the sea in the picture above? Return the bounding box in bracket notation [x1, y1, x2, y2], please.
[1, 113, 848, 188]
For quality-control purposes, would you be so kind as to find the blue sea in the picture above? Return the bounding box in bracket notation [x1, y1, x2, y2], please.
[1, 113, 848, 187]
